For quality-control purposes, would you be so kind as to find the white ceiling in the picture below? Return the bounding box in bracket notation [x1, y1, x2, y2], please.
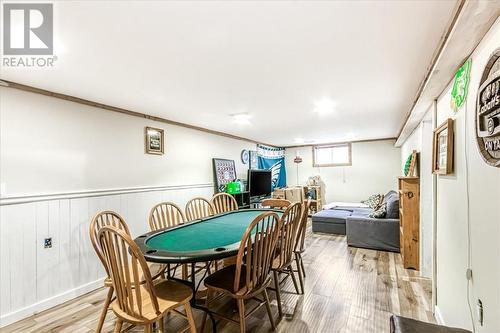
[1, 0, 458, 146]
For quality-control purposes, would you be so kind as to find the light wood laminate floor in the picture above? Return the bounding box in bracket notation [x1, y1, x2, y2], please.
[2, 227, 435, 333]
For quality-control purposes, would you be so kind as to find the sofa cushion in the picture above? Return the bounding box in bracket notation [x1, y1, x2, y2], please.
[351, 207, 373, 217]
[312, 209, 352, 224]
[346, 216, 400, 252]
[385, 193, 400, 219]
[369, 203, 387, 218]
[384, 190, 398, 202]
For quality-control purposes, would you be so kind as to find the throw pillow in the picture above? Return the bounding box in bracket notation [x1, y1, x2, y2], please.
[385, 195, 400, 219]
[362, 194, 383, 209]
[369, 203, 387, 218]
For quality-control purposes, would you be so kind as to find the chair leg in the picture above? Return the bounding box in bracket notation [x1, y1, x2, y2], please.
[200, 289, 212, 333]
[158, 317, 165, 333]
[295, 253, 305, 294]
[206, 262, 212, 275]
[97, 286, 114, 333]
[273, 270, 283, 318]
[263, 289, 276, 330]
[144, 323, 152, 333]
[185, 302, 198, 333]
[237, 299, 246, 333]
[299, 253, 306, 278]
[113, 318, 123, 333]
[288, 265, 300, 295]
[182, 264, 188, 280]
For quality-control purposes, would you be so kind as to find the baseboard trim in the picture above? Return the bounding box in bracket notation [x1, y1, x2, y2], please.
[0, 183, 213, 206]
[0, 278, 104, 328]
[434, 305, 445, 325]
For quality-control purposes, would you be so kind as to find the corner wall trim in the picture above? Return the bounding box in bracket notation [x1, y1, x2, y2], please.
[395, 0, 466, 139]
[284, 137, 397, 149]
[0, 80, 271, 146]
[0, 183, 214, 206]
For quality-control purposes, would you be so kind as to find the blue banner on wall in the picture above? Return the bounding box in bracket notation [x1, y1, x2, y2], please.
[257, 144, 287, 189]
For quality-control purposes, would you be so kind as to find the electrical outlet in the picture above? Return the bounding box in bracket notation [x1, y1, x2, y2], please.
[477, 299, 483, 326]
[44, 237, 52, 248]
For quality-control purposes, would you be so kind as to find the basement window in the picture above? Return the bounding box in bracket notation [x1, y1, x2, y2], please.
[313, 143, 352, 167]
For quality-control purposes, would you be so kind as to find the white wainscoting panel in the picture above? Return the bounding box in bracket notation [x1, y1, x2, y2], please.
[0, 184, 213, 327]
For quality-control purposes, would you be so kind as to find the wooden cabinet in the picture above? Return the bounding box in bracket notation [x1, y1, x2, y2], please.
[303, 185, 322, 213]
[398, 177, 420, 270]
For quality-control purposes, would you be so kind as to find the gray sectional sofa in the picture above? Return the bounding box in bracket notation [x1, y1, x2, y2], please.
[312, 191, 400, 252]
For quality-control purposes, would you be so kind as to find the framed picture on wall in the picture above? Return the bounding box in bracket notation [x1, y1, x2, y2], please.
[432, 119, 454, 175]
[145, 127, 164, 155]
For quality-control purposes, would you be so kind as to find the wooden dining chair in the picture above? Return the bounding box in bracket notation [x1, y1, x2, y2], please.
[98, 226, 197, 333]
[261, 198, 291, 209]
[90, 211, 165, 333]
[185, 197, 214, 221]
[149, 202, 189, 279]
[200, 211, 282, 333]
[294, 199, 311, 294]
[210, 193, 239, 214]
[270, 202, 303, 318]
[149, 202, 186, 231]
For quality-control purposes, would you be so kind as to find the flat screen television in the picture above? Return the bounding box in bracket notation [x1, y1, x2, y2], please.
[248, 169, 272, 198]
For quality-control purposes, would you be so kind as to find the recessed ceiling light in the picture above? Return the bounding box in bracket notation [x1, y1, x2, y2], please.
[313, 98, 336, 116]
[230, 112, 252, 125]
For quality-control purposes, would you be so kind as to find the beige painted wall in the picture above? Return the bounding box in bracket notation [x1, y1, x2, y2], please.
[0, 87, 258, 325]
[0, 87, 255, 197]
[285, 140, 401, 203]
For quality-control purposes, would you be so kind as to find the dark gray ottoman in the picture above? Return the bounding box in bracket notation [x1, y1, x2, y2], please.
[312, 209, 353, 235]
[390, 315, 472, 333]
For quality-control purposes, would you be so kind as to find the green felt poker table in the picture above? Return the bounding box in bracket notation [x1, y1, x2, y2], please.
[135, 208, 282, 333]
[135, 208, 282, 264]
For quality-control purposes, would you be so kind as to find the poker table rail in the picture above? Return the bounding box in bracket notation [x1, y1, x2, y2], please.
[135, 208, 283, 264]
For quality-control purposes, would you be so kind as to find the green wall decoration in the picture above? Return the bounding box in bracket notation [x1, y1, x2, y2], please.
[451, 58, 472, 112]
[404, 154, 412, 176]
[404, 150, 417, 177]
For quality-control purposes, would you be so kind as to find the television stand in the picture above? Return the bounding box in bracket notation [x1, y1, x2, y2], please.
[227, 191, 250, 209]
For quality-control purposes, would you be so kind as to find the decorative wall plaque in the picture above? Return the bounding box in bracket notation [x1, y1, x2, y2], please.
[433, 119, 454, 175]
[476, 48, 500, 167]
[145, 127, 164, 155]
[451, 58, 471, 112]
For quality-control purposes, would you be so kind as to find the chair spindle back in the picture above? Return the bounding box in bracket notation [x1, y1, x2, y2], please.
[211, 193, 239, 214]
[90, 211, 131, 277]
[234, 212, 281, 294]
[149, 202, 186, 231]
[261, 198, 291, 209]
[98, 226, 160, 321]
[295, 199, 311, 253]
[185, 197, 214, 221]
[275, 202, 302, 268]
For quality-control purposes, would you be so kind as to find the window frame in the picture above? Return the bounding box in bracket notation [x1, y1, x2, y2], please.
[312, 143, 352, 167]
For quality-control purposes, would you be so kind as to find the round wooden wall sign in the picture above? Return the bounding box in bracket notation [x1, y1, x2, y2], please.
[476, 48, 500, 167]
